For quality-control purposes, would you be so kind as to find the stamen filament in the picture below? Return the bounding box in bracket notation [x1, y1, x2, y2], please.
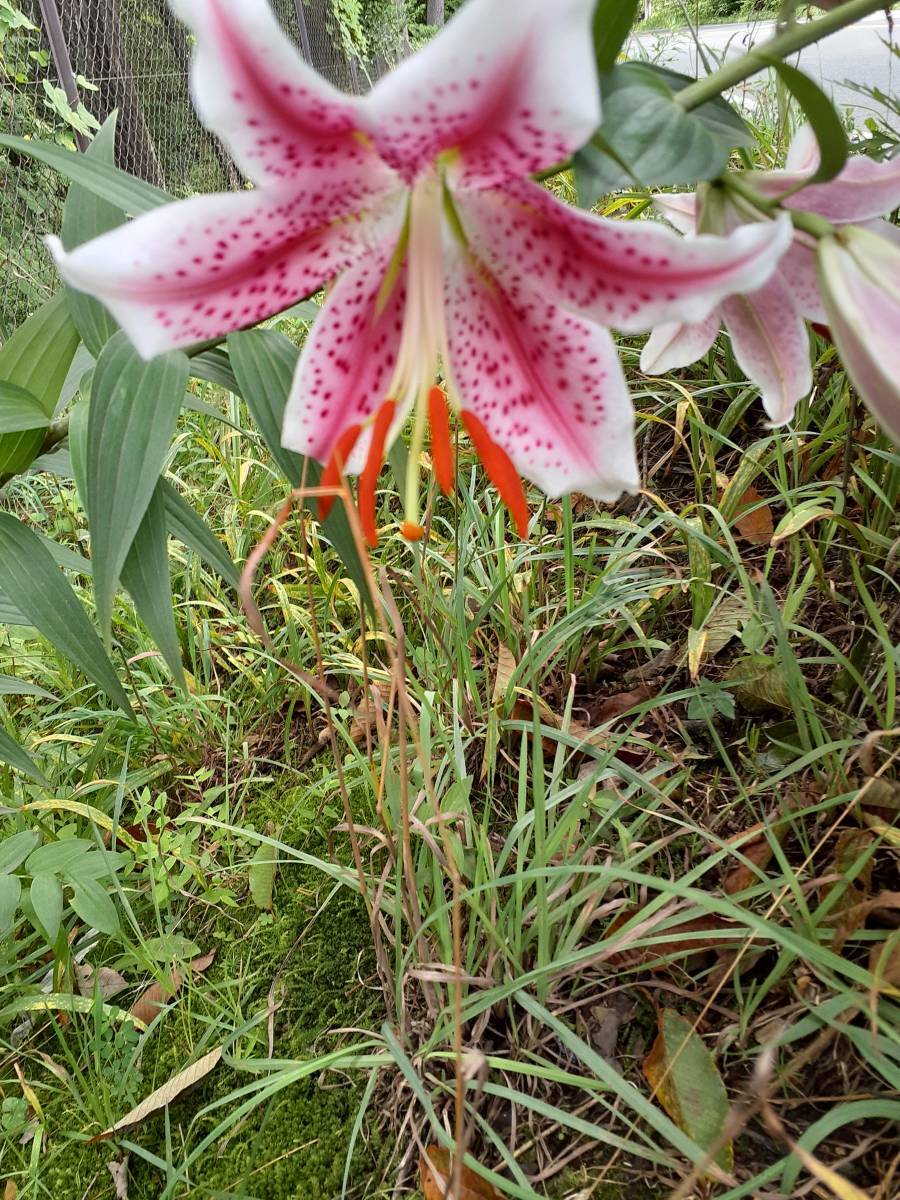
[460, 411, 530, 538]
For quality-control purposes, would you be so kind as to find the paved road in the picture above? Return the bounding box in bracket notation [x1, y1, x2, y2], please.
[635, 14, 897, 123]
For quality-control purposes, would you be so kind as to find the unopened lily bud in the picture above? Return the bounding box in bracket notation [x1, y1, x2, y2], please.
[818, 226, 900, 444]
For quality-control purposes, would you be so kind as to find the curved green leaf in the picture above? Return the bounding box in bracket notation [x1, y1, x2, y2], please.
[60, 113, 124, 354]
[0, 514, 134, 716]
[121, 484, 186, 687]
[770, 60, 848, 189]
[593, 0, 641, 71]
[782, 1099, 900, 1193]
[0, 294, 80, 478]
[26, 839, 94, 876]
[29, 873, 63, 944]
[228, 329, 371, 611]
[0, 675, 55, 700]
[161, 480, 240, 590]
[0, 831, 40, 875]
[87, 333, 189, 641]
[0, 382, 50, 435]
[0, 726, 48, 785]
[69, 877, 119, 935]
[0, 875, 21, 934]
[0, 133, 171, 215]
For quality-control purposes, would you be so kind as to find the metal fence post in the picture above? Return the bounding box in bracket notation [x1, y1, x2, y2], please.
[293, 0, 314, 63]
[37, 0, 89, 152]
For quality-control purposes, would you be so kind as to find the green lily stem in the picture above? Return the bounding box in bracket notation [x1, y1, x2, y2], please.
[675, 0, 895, 111]
[722, 172, 836, 239]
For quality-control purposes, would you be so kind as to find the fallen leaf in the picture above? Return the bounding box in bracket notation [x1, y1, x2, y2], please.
[592, 684, 654, 724]
[728, 655, 791, 713]
[733, 486, 773, 546]
[723, 814, 793, 895]
[420, 1146, 501, 1200]
[94, 1046, 222, 1140]
[75, 965, 128, 1000]
[127, 950, 215, 1026]
[492, 642, 517, 706]
[606, 910, 740, 969]
[702, 593, 754, 660]
[107, 1157, 128, 1200]
[643, 1009, 733, 1172]
[4, 1182, 17, 1200]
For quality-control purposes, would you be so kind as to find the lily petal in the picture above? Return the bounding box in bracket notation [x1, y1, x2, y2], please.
[459, 181, 793, 333]
[818, 227, 900, 444]
[640, 311, 721, 375]
[48, 188, 400, 359]
[363, 0, 599, 190]
[754, 150, 900, 224]
[444, 250, 638, 502]
[653, 192, 698, 236]
[785, 122, 820, 173]
[282, 240, 409, 465]
[171, 0, 397, 210]
[777, 238, 827, 324]
[721, 276, 812, 426]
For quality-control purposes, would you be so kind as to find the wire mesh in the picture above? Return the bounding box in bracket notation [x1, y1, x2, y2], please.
[0, 0, 386, 339]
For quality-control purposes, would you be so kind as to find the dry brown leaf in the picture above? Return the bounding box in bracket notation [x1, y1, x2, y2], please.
[419, 1146, 502, 1200]
[723, 815, 793, 895]
[593, 684, 654, 724]
[128, 950, 215, 1026]
[492, 642, 517, 706]
[869, 936, 900, 992]
[4, 1181, 17, 1200]
[94, 1047, 223, 1140]
[75, 965, 128, 1000]
[605, 909, 739, 969]
[107, 1157, 129, 1200]
[733, 486, 774, 545]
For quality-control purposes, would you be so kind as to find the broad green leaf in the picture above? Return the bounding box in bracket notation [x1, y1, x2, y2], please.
[190, 348, 242, 396]
[0, 294, 80, 477]
[643, 1008, 733, 1173]
[161, 479, 240, 590]
[228, 328, 371, 611]
[63, 850, 128, 880]
[771, 61, 848, 188]
[0, 875, 21, 933]
[574, 62, 753, 206]
[593, 0, 641, 71]
[0, 831, 40, 875]
[0, 133, 171, 215]
[143, 933, 200, 962]
[69, 877, 119, 935]
[0, 587, 29, 626]
[59, 113, 124, 354]
[87, 333, 189, 641]
[0, 514, 134, 716]
[0, 676, 55, 700]
[0, 382, 50, 434]
[121, 484, 186, 687]
[26, 838, 94, 876]
[0, 726, 48, 784]
[248, 842, 276, 911]
[29, 873, 63, 943]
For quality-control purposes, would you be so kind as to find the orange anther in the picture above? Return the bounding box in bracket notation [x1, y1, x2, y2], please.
[460, 411, 530, 539]
[319, 423, 363, 522]
[401, 520, 425, 542]
[358, 399, 397, 548]
[428, 386, 454, 497]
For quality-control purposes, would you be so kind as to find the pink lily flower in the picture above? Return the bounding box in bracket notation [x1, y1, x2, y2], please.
[818, 225, 900, 444]
[49, 0, 791, 544]
[642, 125, 900, 427]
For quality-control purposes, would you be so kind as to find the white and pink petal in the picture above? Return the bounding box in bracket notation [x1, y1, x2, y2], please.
[48, 187, 401, 360]
[171, 0, 397, 212]
[459, 180, 793, 334]
[640, 311, 721, 375]
[721, 276, 812, 426]
[282, 239, 409, 466]
[443, 250, 638, 502]
[362, 0, 599, 190]
[754, 149, 900, 224]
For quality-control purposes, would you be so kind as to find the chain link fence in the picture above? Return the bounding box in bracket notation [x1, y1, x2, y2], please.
[0, 0, 400, 337]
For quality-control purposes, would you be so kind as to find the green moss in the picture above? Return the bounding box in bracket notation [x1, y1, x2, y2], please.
[10, 794, 385, 1199]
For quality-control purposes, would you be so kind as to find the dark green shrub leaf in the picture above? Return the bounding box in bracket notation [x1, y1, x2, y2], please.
[593, 0, 641, 71]
[0, 382, 50, 435]
[59, 114, 124, 354]
[0, 294, 80, 478]
[574, 63, 753, 206]
[87, 333, 189, 642]
[0, 727, 48, 785]
[0, 875, 21, 933]
[121, 484, 186, 687]
[29, 873, 63, 943]
[69, 877, 119, 935]
[161, 480, 240, 590]
[0, 514, 134, 716]
[228, 329, 371, 611]
[0, 133, 171, 215]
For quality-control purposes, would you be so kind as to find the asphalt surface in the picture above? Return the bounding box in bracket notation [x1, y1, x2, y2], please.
[635, 13, 897, 123]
